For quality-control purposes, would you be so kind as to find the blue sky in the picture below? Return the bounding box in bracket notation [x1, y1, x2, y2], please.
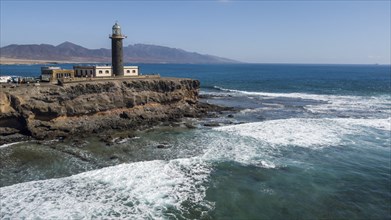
[1, 0, 390, 64]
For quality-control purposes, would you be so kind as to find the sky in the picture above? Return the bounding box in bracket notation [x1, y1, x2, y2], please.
[0, 0, 390, 64]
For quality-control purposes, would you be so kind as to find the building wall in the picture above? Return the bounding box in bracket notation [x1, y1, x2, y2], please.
[73, 65, 139, 78]
[53, 70, 74, 80]
[95, 66, 112, 77]
[40, 65, 139, 83]
[74, 66, 94, 77]
[124, 66, 139, 76]
[41, 69, 74, 82]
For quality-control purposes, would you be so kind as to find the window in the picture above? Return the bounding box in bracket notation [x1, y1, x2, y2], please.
[105, 70, 109, 73]
[99, 70, 103, 74]
[126, 70, 130, 73]
[132, 70, 136, 73]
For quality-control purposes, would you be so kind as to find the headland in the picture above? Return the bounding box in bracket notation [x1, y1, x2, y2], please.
[0, 22, 234, 145]
[0, 78, 230, 145]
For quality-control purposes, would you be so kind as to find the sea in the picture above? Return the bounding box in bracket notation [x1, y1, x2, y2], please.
[0, 64, 390, 219]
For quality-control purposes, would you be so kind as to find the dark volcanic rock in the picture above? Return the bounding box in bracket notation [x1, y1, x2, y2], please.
[156, 143, 171, 149]
[0, 127, 20, 136]
[0, 78, 230, 144]
[203, 122, 221, 127]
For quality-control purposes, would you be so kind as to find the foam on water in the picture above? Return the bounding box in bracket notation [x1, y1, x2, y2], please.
[215, 118, 391, 149]
[2, 86, 389, 218]
[0, 141, 26, 149]
[0, 157, 212, 219]
[0, 128, 285, 218]
[1, 120, 389, 219]
[213, 86, 388, 101]
[193, 129, 281, 169]
[212, 86, 391, 116]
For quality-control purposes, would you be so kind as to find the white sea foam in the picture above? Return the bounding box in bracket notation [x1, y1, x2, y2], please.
[0, 141, 25, 149]
[2, 118, 388, 219]
[213, 86, 391, 116]
[0, 157, 212, 219]
[198, 129, 279, 169]
[214, 86, 333, 100]
[214, 85, 388, 101]
[305, 96, 391, 117]
[197, 117, 390, 171]
[2, 84, 390, 218]
[215, 118, 391, 149]
[0, 128, 283, 219]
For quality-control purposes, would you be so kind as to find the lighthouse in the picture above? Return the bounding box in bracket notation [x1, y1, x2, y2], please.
[110, 22, 126, 76]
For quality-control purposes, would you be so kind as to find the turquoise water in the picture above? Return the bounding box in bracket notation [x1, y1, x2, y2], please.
[1, 64, 390, 219]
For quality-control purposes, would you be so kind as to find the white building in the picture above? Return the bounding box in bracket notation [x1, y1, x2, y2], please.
[73, 65, 139, 78]
[123, 66, 139, 76]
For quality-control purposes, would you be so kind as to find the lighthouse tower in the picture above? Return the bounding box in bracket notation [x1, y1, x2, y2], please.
[110, 22, 127, 76]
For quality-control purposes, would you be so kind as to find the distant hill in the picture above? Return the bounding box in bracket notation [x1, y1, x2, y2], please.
[0, 42, 239, 64]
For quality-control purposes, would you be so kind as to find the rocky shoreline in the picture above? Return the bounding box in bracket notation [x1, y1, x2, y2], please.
[0, 78, 233, 145]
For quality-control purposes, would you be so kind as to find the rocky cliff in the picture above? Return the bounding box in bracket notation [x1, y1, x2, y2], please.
[0, 78, 214, 144]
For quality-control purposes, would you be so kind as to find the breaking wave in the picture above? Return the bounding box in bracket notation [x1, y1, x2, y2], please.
[215, 117, 391, 148]
[2, 116, 389, 218]
[0, 158, 212, 219]
[0, 141, 25, 149]
[2, 86, 390, 219]
[210, 86, 391, 116]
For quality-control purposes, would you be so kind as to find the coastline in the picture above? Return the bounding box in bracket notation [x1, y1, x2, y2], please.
[0, 57, 101, 65]
[1, 64, 390, 219]
[0, 77, 235, 145]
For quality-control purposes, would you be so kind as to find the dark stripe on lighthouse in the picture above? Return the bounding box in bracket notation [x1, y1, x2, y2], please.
[111, 37, 124, 76]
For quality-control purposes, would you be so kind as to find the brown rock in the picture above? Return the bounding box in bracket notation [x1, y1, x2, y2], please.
[0, 78, 203, 142]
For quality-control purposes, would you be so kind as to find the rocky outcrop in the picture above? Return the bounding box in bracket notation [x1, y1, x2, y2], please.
[0, 78, 216, 144]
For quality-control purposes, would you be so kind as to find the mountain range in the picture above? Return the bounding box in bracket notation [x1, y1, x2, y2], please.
[0, 42, 238, 64]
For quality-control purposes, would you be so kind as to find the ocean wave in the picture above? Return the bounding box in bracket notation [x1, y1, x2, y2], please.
[214, 117, 391, 149]
[0, 141, 26, 149]
[211, 86, 391, 116]
[212, 86, 390, 100]
[196, 130, 280, 169]
[2, 115, 389, 218]
[0, 157, 213, 219]
[0, 127, 284, 218]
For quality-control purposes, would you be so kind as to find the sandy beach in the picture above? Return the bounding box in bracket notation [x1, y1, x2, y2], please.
[0, 57, 71, 65]
[0, 57, 101, 65]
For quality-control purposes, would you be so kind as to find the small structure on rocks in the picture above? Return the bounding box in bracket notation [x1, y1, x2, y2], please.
[41, 67, 74, 82]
